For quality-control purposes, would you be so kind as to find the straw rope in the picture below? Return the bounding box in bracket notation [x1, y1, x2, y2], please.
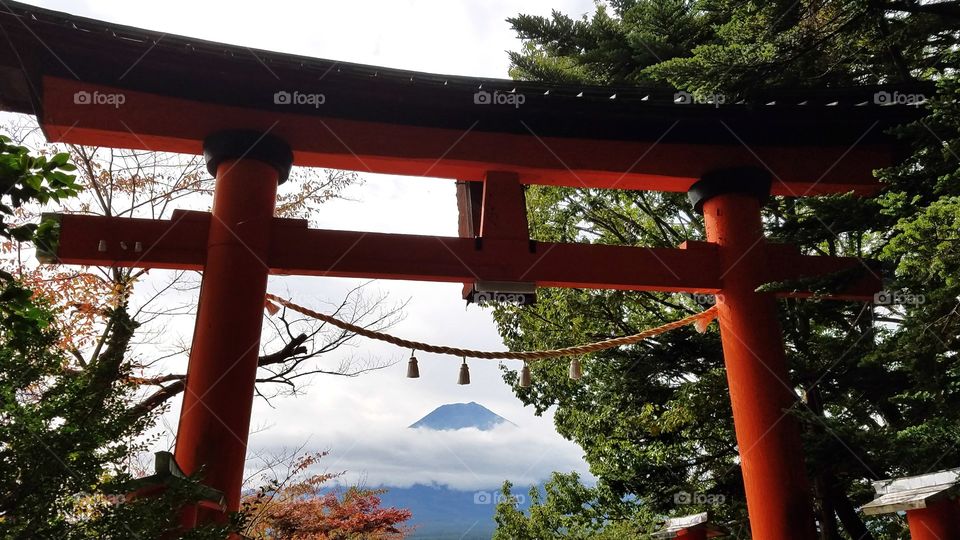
[265, 293, 717, 361]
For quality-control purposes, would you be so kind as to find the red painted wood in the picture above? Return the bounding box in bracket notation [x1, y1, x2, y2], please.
[52, 210, 209, 269]
[675, 527, 708, 540]
[41, 77, 891, 196]
[906, 500, 960, 540]
[702, 192, 817, 539]
[173, 158, 279, 519]
[50, 213, 880, 298]
[479, 171, 528, 240]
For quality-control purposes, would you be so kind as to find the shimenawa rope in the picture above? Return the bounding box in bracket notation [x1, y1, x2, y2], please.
[264, 293, 717, 361]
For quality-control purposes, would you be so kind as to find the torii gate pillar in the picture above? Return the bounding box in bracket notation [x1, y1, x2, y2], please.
[691, 168, 817, 539]
[861, 468, 960, 540]
[675, 529, 707, 540]
[906, 500, 960, 540]
[174, 131, 292, 521]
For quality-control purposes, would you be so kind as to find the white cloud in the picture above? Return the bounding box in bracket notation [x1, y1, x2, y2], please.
[247, 394, 591, 491]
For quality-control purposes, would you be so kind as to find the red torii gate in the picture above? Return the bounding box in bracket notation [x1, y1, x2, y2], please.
[0, 2, 927, 537]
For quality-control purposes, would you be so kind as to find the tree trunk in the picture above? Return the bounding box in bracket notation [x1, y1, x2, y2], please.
[805, 385, 875, 540]
[831, 484, 874, 540]
[813, 474, 842, 540]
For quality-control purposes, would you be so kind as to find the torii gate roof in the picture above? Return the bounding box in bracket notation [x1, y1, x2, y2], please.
[0, 1, 925, 194]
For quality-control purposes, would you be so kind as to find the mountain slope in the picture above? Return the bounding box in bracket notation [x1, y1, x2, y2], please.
[409, 402, 515, 431]
[377, 484, 535, 539]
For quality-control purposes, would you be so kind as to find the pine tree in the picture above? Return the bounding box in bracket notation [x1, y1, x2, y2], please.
[495, 2, 959, 538]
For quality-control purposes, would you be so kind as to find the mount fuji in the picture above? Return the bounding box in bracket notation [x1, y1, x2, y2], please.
[408, 402, 515, 431]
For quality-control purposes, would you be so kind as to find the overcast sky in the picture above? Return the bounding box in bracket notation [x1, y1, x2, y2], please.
[18, 0, 599, 491]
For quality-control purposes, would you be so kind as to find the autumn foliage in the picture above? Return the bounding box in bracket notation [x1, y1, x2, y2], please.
[242, 452, 412, 539]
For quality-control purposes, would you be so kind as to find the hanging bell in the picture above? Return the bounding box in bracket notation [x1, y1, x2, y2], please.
[569, 358, 582, 381]
[406, 350, 420, 379]
[457, 357, 471, 385]
[520, 361, 532, 387]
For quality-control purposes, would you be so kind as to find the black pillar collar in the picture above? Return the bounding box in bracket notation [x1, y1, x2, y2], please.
[203, 130, 294, 184]
[687, 167, 772, 213]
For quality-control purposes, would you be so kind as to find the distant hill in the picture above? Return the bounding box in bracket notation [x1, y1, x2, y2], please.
[377, 483, 534, 539]
[409, 402, 515, 431]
